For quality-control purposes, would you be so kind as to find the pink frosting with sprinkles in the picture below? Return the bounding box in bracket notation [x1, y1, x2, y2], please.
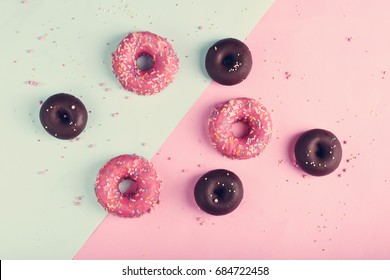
[208, 97, 272, 160]
[112, 31, 179, 95]
[95, 154, 161, 218]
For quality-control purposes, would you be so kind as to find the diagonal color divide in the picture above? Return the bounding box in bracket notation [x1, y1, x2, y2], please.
[75, 0, 390, 259]
[0, 0, 274, 259]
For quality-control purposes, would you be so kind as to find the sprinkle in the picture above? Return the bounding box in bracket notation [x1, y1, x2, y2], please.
[37, 169, 48, 175]
[25, 80, 41, 86]
[38, 34, 48, 41]
[88, 144, 95, 148]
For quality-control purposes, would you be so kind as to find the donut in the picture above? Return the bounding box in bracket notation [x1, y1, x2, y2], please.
[194, 169, 243, 216]
[208, 97, 272, 160]
[112, 31, 179, 95]
[39, 93, 88, 140]
[95, 154, 160, 218]
[205, 38, 252, 85]
[294, 129, 342, 176]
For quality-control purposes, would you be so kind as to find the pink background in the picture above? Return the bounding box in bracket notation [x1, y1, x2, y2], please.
[75, 0, 390, 259]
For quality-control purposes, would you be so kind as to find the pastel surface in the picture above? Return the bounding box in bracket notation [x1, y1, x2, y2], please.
[75, 0, 390, 259]
[2, 0, 390, 260]
[0, 0, 273, 259]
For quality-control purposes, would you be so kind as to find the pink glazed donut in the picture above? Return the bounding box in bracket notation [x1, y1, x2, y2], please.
[95, 154, 161, 218]
[112, 31, 179, 95]
[208, 97, 272, 159]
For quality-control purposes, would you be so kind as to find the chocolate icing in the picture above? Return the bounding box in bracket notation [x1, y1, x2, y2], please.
[205, 38, 252, 85]
[294, 129, 342, 176]
[39, 93, 88, 140]
[194, 169, 243, 215]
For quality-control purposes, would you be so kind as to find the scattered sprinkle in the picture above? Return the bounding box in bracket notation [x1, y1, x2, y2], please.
[37, 169, 48, 175]
[38, 34, 48, 41]
[25, 80, 41, 86]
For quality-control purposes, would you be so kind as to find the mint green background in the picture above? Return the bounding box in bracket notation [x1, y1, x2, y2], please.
[0, 0, 273, 259]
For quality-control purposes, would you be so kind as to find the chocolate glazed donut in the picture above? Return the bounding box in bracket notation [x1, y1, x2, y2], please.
[39, 93, 88, 140]
[194, 169, 244, 215]
[294, 129, 342, 176]
[205, 38, 252, 85]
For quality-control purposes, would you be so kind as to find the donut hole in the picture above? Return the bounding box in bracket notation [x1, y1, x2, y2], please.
[232, 120, 250, 138]
[136, 53, 154, 71]
[222, 54, 236, 69]
[56, 109, 72, 125]
[118, 178, 138, 197]
[315, 142, 332, 160]
[213, 186, 227, 201]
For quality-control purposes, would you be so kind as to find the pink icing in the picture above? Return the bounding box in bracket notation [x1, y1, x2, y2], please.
[111, 31, 179, 95]
[208, 97, 272, 159]
[95, 154, 160, 218]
